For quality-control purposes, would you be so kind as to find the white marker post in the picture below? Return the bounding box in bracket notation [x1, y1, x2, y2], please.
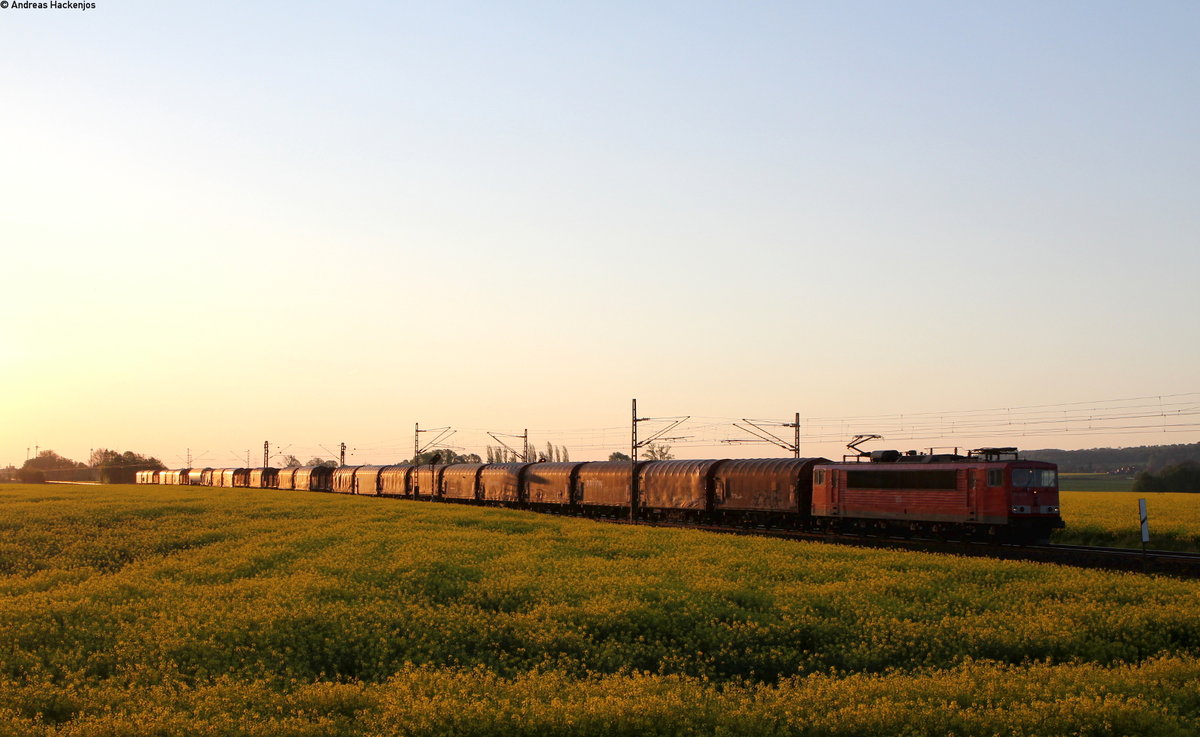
[1138, 498, 1150, 556]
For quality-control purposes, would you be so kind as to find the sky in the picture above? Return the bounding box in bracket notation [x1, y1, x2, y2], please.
[1, 1, 1198, 468]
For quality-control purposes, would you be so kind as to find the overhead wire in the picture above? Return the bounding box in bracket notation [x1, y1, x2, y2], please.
[149, 392, 1200, 468]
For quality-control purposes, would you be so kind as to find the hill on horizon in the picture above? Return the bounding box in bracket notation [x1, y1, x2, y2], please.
[1023, 442, 1200, 474]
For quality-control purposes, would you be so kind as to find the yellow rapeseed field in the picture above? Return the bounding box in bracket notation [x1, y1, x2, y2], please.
[1055, 491, 1200, 551]
[2, 482, 1199, 735]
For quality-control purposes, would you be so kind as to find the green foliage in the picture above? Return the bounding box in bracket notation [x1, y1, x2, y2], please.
[1134, 462, 1200, 493]
[608, 451, 631, 462]
[1, 484, 1199, 734]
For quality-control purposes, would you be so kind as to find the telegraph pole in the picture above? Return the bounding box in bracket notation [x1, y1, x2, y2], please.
[629, 399, 690, 520]
[524, 429, 529, 462]
[630, 399, 637, 520]
[264, 441, 269, 468]
[187, 448, 192, 466]
[414, 423, 419, 462]
[339, 443, 346, 466]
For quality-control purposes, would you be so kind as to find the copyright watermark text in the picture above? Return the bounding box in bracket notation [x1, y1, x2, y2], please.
[1, 1, 99, 10]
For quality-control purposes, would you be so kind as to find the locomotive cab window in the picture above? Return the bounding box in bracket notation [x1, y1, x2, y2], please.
[1012, 469, 1057, 487]
[987, 469, 1002, 486]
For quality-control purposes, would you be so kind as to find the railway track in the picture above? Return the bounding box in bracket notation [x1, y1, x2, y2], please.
[601, 517, 1200, 578]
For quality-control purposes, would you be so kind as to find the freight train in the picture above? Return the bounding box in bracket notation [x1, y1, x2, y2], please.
[137, 446, 1063, 543]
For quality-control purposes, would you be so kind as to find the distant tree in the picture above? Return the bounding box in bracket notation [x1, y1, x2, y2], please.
[88, 448, 165, 484]
[280, 455, 302, 468]
[23, 450, 84, 471]
[305, 457, 338, 468]
[1133, 462, 1200, 493]
[406, 450, 482, 465]
[545, 443, 571, 462]
[486, 446, 496, 463]
[643, 443, 675, 461]
[609, 451, 631, 462]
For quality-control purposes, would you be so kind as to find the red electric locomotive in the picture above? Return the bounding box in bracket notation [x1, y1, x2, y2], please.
[811, 446, 1062, 543]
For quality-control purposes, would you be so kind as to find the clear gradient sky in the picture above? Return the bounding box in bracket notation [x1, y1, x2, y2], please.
[2, 1, 1198, 468]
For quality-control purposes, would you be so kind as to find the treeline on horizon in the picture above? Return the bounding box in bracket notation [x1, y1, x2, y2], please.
[0, 445, 574, 484]
[1023, 442, 1200, 474]
[3, 448, 165, 484]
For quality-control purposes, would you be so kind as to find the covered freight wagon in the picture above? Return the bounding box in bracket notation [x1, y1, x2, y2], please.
[352, 465, 389, 495]
[249, 467, 278, 489]
[161, 469, 190, 485]
[410, 465, 446, 500]
[442, 464, 484, 501]
[577, 461, 646, 512]
[276, 467, 298, 490]
[638, 459, 722, 515]
[712, 457, 827, 523]
[293, 466, 333, 492]
[523, 462, 582, 507]
[379, 465, 413, 496]
[479, 463, 529, 504]
[332, 466, 362, 494]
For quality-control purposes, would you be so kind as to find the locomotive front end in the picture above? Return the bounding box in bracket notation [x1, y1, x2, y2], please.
[1005, 461, 1064, 542]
